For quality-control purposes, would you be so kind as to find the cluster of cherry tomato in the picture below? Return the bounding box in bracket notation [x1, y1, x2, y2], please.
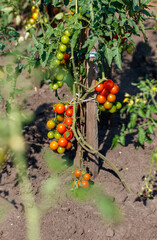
[95, 79, 122, 113]
[46, 103, 74, 154]
[25, 6, 39, 31]
[72, 169, 91, 189]
[51, 29, 72, 90]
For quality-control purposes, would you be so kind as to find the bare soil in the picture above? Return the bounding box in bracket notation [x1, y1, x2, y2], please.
[0, 6, 157, 240]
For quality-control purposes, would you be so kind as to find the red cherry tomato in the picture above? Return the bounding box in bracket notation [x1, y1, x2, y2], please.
[64, 117, 73, 127]
[63, 129, 73, 140]
[66, 108, 73, 117]
[95, 82, 104, 92]
[104, 79, 114, 90]
[99, 88, 109, 96]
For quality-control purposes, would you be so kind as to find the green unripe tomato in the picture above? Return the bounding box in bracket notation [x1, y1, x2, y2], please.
[53, 59, 60, 66]
[56, 73, 64, 81]
[57, 81, 64, 87]
[61, 35, 70, 44]
[109, 105, 117, 113]
[116, 102, 122, 109]
[127, 44, 135, 54]
[52, 83, 59, 90]
[64, 29, 72, 37]
[47, 131, 54, 139]
[59, 44, 67, 52]
[56, 52, 64, 60]
[29, 18, 35, 25]
[54, 131, 62, 140]
[98, 105, 106, 112]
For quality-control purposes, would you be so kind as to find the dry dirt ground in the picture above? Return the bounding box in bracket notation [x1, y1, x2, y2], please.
[0, 5, 157, 240]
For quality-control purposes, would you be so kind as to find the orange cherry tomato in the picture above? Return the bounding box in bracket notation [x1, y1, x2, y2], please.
[96, 95, 106, 104]
[58, 138, 68, 147]
[66, 141, 72, 149]
[32, 12, 38, 20]
[55, 104, 65, 114]
[104, 79, 114, 90]
[57, 123, 66, 133]
[31, 6, 37, 12]
[95, 82, 104, 92]
[50, 141, 58, 150]
[81, 180, 89, 188]
[64, 117, 73, 127]
[110, 84, 119, 94]
[83, 173, 91, 181]
[46, 120, 56, 129]
[104, 101, 113, 109]
[60, 59, 66, 65]
[107, 93, 116, 102]
[74, 169, 81, 177]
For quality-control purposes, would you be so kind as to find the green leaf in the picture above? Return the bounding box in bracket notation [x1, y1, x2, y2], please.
[148, 124, 154, 134]
[113, 46, 122, 69]
[146, 109, 151, 118]
[104, 46, 113, 66]
[145, 135, 152, 144]
[64, 0, 70, 5]
[130, 113, 137, 128]
[54, 12, 64, 20]
[138, 128, 145, 145]
[71, 29, 81, 48]
[111, 135, 120, 149]
[63, 71, 74, 91]
[1, 7, 13, 13]
[119, 134, 125, 146]
[0, 91, 2, 102]
[53, 0, 60, 6]
[138, 109, 145, 117]
[149, 105, 157, 113]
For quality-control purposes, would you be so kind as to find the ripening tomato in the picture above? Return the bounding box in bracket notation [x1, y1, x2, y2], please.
[56, 114, 64, 122]
[66, 108, 73, 117]
[32, 12, 38, 20]
[64, 117, 73, 127]
[104, 79, 114, 90]
[74, 169, 81, 177]
[59, 44, 67, 52]
[56, 52, 63, 61]
[57, 146, 65, 154]
[57, 123, 66, 133]
[107, 93, 116, 102]
[55, 104, 65, 114]
[47, 131, 54, 139]
[95, 82, 104, 92]
[66, 141, 72, 149]
[83, 173, 91, 181]
[110, 84, 119, 94]
[63, 129, 73, 140]
[60, 59, 66, 65]
[46, 120, 56, 129]
[99, 88, 109, 96]
[81, 180, 89, 188]
[61, 35, 70, 44]
[104, 101, 113, 109]
[58, 138, 68, 147]
[63, 52, 71, 60]
[50, 141, 58, 150]
[96, 95, 106, 104]
[31, 6, 37, 12]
